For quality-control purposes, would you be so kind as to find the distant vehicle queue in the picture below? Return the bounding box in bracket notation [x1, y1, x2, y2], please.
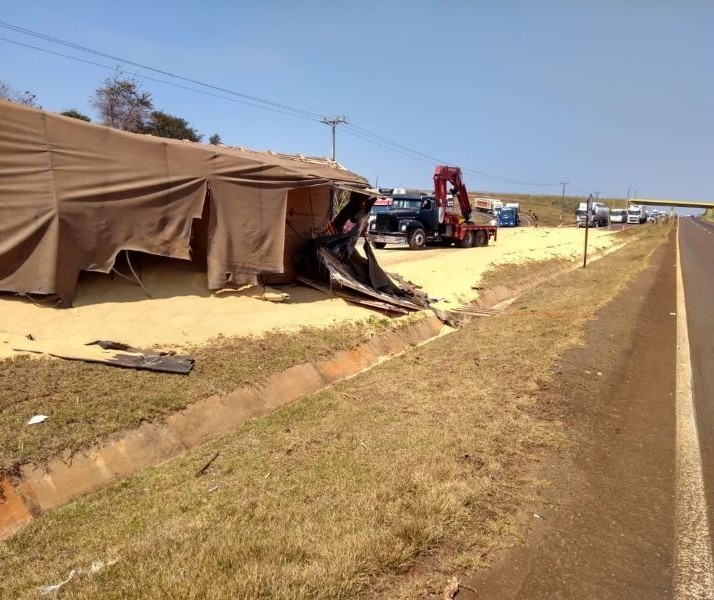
[575, 202, 666, 228]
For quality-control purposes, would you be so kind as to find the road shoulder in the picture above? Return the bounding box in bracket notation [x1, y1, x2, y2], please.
[465, 227, 678, 599]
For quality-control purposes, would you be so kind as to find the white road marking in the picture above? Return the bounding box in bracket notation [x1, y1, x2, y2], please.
[674, 221, 714, 598]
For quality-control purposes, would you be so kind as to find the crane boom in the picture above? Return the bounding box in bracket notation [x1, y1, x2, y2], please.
[433, 165, 472, 223]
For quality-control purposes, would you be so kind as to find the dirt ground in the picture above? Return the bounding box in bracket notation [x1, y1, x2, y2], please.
[462, 228, 677, 599]
[0, 227, 622, 358]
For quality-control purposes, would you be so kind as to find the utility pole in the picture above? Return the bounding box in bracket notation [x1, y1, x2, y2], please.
[559, 180, 569, 223]
[583, 194, 593, 268]
[321, 116, 347, 161]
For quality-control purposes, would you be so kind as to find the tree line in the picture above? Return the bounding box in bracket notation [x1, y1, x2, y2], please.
[0, 75, 223, 145]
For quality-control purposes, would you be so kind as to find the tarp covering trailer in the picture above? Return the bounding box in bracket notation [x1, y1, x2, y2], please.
[0, 100, 423, 312]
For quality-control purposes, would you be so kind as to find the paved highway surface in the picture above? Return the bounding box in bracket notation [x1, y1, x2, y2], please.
[679, 217, 714, 551]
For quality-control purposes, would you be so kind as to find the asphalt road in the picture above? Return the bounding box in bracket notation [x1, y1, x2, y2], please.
[679, 217, 714, 540]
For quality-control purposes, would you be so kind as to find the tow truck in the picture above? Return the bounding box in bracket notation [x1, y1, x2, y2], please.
[368, 165, 498, 249]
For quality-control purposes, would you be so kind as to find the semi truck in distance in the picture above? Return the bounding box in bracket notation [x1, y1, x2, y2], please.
[576, 202, 609, 227]
[627, 204, 647, 224]
[610, 208, 627, 224]
[473, 197, 504, 214]
[498, 203, 520, 227]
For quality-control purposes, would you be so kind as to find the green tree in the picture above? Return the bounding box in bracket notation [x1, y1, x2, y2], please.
[208, 133, 223, 145]
[92, 74, 153, 131]
[61, 108, 91, 122]
[138, 110, 203, 142]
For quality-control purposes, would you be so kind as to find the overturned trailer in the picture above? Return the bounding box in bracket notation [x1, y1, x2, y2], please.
[0, 100, 425, 313]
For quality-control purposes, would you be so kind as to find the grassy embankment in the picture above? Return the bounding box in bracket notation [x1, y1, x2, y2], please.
[0, 318, 397, 474]
[0, 224, 668, 599]
[703, 208, 714, 223]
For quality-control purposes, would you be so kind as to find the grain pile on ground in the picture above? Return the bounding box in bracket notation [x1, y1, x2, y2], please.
[0, 227, 623, 358]
[373, 226, 622, 308]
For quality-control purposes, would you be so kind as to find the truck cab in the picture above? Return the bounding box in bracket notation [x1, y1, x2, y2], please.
[368, 193, 440, 249]
[498, 205, 520, 227]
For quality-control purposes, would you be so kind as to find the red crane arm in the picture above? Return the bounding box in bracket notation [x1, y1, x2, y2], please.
[433, 165, 472, 222]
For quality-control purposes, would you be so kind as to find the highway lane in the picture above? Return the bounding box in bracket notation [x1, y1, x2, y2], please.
[679, 217, 714, 538]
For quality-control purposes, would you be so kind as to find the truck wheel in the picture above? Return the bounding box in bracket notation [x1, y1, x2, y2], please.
[408, 228, 426, 250]
[372, 241, 387, 249]
[474, 230, 488, 247]
[459, 230, 474, 248]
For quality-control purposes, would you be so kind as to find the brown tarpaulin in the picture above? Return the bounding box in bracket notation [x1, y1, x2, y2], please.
[0, 100, 367, 305]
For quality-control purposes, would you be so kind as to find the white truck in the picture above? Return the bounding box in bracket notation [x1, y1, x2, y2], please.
[610, 208, 628, 223]
[473, 197, 504, 215]
[576, 201, 609, 227]
[627, 204, 647, 224]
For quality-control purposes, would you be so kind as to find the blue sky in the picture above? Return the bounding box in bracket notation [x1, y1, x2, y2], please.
[1, 1, 712, 202]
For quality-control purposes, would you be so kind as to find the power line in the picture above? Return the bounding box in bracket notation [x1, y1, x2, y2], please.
[0, 20, 324, 121]
[345, 123, 560, 187]
[0, 19, 564, 190]
[0, 36, 322, 123]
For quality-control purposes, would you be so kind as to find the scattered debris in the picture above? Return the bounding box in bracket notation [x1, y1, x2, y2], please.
[87, 341, 195, 374]
[38, 559, 118, 597]
[27, 415, 48, 425]
[195, 452, 220, 477]
[6, 335, 195, 374]
[294, 190, 431, 314]
[534, 512, 544, 519]
[253, 287, 290, 302]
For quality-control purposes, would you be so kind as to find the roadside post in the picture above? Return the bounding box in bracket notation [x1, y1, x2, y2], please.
[583, 194, 593, 268]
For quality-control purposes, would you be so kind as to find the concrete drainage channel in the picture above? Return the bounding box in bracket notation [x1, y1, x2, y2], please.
[0, 238, 631, 540]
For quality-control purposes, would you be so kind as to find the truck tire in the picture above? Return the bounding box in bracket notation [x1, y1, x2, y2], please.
[458, 230, 474, 248]
[474, 230, 488, 247]
[372, 241, 387, 249]
[408, 227, 426, 250]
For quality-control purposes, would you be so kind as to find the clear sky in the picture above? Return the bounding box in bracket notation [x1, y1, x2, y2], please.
[1, 1, 712, 201]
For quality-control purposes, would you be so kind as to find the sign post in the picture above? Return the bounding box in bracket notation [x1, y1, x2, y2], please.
[583, 194, 593, 268]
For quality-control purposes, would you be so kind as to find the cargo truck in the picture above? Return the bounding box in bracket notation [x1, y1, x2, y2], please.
[498, 203, 520, 227]
[627, 204, 647, 224]
[576, 202, 609, 227]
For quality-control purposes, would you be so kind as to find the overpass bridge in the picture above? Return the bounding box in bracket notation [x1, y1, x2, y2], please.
[630, 198, 714, 210]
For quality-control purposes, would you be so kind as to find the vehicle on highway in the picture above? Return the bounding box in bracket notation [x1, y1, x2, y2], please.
[473, 197, 504, 215]
[610, 208, 627, 224]
[369, 165, 497, 249]
[627, 204, 647, 224]
[576, 202, 609, 227]
[498, 203, 520, 227]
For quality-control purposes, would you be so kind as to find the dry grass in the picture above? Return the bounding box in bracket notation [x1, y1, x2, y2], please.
[0, 316, 393, 474]
[0, 225, 670, 599]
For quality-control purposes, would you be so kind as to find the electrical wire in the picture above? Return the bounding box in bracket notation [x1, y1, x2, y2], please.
[0, 20, 324, 120]
[0, 36, 322, 123]
[344, 123, 561, 187]
[0, 20, 566, 190]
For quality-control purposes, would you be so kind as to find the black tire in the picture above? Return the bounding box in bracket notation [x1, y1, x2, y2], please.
[372, 241, 387, 249]
[474, 230, 488, 247]
[408, 227, 426, 250]
[458, 230, 474, 248]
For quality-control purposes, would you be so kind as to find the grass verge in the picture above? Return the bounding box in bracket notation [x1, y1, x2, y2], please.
[0, 316, 395, 474]
[0, 224, 670, 599]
